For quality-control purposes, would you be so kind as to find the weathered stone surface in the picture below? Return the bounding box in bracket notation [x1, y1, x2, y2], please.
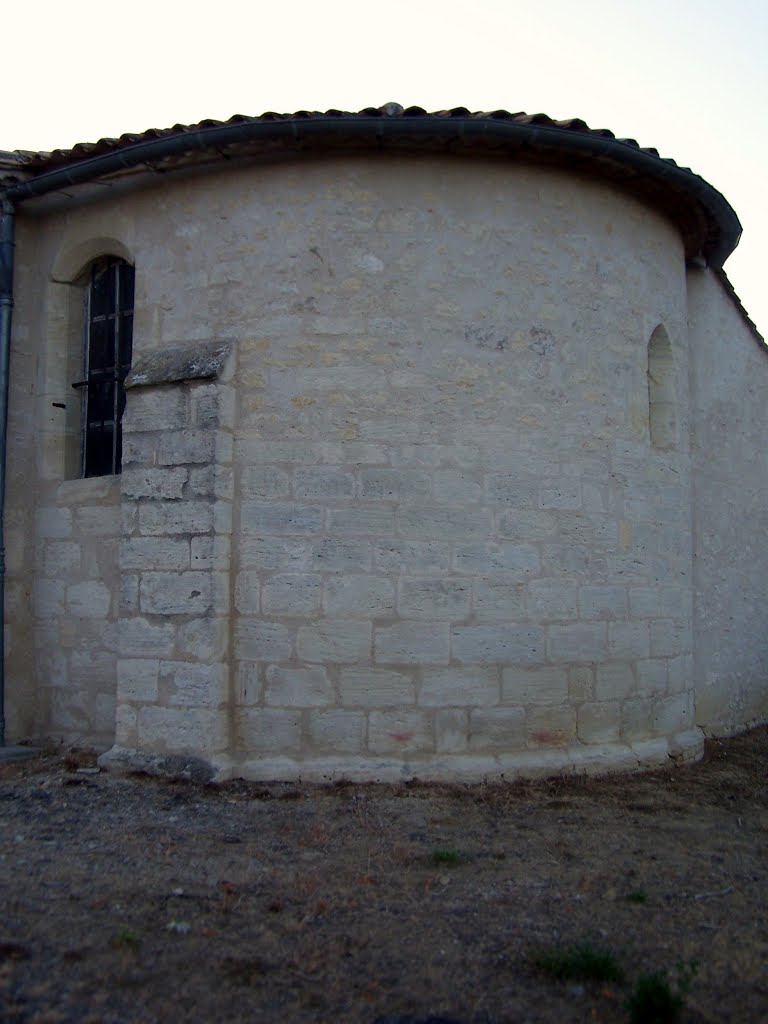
[339, 668, 416, 707]
[13, 151, 766, 782]
[126, 341, 231, 389]
[375, 623, 450, 665]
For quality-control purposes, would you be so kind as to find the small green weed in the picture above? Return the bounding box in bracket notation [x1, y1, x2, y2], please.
[626, 889, 648, 904]
[431, 848, 464, 867]
[112, 928, 141, 952]
[532, 942, 624, 984]
[626, 961, 698, 1024]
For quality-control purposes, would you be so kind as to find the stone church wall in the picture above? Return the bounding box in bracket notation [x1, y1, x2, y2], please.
[5, 154, 764, 778]
[688, 269, 768, 735]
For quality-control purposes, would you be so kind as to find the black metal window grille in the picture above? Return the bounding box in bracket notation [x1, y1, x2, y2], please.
[73, 257, 134, 477]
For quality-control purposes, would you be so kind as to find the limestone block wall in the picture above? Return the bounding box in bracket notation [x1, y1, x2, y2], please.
[33, 477, 120, 747]
[107, 358, 235, 773]
[14, 154, 753, 777]
[688, 269, 768, 734]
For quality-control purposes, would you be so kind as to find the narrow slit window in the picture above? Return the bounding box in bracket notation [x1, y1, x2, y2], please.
[647, 324, 676, 450]
[73, 257, 134, 476]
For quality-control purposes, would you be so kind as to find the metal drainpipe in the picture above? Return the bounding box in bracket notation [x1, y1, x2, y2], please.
[0, 196, 15, 746]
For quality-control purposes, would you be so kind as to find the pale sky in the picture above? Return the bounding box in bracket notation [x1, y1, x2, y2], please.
[4, 0, 766, 336]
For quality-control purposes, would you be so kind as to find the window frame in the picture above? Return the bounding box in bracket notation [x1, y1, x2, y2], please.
[73, 256, 134, 477]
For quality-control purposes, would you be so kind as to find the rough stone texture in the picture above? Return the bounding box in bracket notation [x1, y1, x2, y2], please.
[688, 270, 768, 736]
[4, 152, 766, 780]
[30, 477, 120, 747]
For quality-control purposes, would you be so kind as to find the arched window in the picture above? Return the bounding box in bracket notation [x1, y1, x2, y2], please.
[647, 324, 676, 450]
[73, 257, 134, 476]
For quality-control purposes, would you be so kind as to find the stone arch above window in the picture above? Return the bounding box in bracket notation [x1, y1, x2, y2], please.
[647, 323, 677, 450]
[51, 236, 134, 284]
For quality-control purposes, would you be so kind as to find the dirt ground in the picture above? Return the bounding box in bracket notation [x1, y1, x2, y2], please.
[0, 727, 766, 1024]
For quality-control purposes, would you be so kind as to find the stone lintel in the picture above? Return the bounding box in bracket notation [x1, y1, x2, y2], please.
[126, 341, 231, 390]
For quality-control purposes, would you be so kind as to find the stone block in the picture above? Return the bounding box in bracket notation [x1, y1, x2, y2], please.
[234, 571, 260, 614]
[419, 667, 499, 706]
[667, 654, 693, 694]
[650, 619, 688, 657]
[539, 480, 582, 509]
[189, 383, 220, 429]
[547, 623, 607, 662]
[495, 508, 557, 540]
[67, 581, 112, 619]
[629, 588, 660, 618]
[568, 666, 594, 701]
[297, 620, 372, 663]
[577, 701, 621, 743]
[432, 471, 483, 506]
[637, 659, 668, 695]
[139, 572, 212, 615]
[452, 625, 545, 665]
[390, 443, 478, 469]
[36, 507, 72, 539]
[139, 501, 213, 536]
[115, 704, 137, 746]
[397, 578, 470, 620]
[311, 538, 372, 572]
[454, 542, 540, 578]
[339, 668, 416, 706]
[213, 502, 233, 535]
[398, 506, 491, 539]
[120, 537, 190, 572]
[240, 502, 323, 534]
[527, 580, 578, 620]
[375, 622, 450, 665]
[473, 581, 525, 620]
[435, 709, 469, 752]
[121, 573, 140, 610]
[121, 467, 188, 500]
[653, 692, 693, 735]
[265, 665, 333, 706]
[119, 617, 176, 658]
[137, 705, 229, 754]
[124, 389, 188, 433]
[163, 661, 228, 707]
[43, 542, 80, 575]
[309, 711, 366, 753]
[468, 707, 526, 751]
[34, 579, 66, 618]
[608, 621, 650, 659]
[374, 541, 451, 574]
[240, 537, 310, 571]
[236, 662, 262, 705]
[327, 507, 397, 536]
[595, 663, 635, 700]
[295, 468, 355, 499]
[621, 698, 654, 741]
[542, 544, 593, 579]
[235, 620, 294, 661]
[121, 433, 157, 467]
[188, 465, 215, 497]
[324, 576, 395, 617]
[237, 708, 302, 754]
[502, 666, 567, 705]
[191, 535, 230, 570]
[262, 574, 322, 616]
[486, 474, 538, 508]
[240, 466, 291, 499]
[368, 710, 433, 754]
[176, 617, 229, 661]
[579, 585, 628, 620]
[117, 659, 159, 702]
[358, 469, 431, 503]
[527, 705, 576, 747]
